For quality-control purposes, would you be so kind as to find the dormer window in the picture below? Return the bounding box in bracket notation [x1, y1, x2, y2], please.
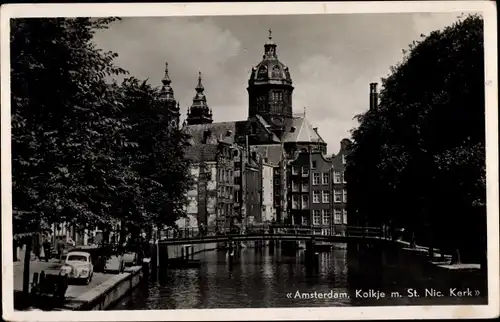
[290, 126, 296, 133]
[258, 65, 268, 77]
[226, 130, 232, 137]
[272, 65, 281, 78]
[202, 129, 211, 144]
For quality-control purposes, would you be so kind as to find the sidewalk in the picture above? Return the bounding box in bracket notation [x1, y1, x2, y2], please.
[13, 258, 113, 309]
[13, 259, 64, 292]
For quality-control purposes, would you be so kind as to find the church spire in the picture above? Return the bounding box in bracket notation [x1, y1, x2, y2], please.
[159, 62, 175, 102]
[196, 71, 204, 93]
[186, 71, 213, 125]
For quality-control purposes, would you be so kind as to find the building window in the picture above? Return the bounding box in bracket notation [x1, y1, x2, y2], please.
[312, 161, 317, 169]
[301, 181, 309, 192]
[313, 190, 320, 203]
[301, 195, 309, 209]
[313, 173, 320, 185]
[334, 209, 342, 224]
[322, 209, 330, 225]
[292, 181, 299, 192]
[302, 166, 309, 177]
[334, 189, 342, 203]
[322, 172, 329, 185]
[342, 209, 348, 225]
[292, 166, 299, 175]
[342, 154, 346, 165]
[333, 171, 341, 184]
[292, 195, 299, 209]
[342, 189, 347, 203]
[313, 210, 321, 225]
[228, 170, 233, 180]
[322, 190, 330, 203]
[301, 216, 307, 226]
[322, 229, 331, 236]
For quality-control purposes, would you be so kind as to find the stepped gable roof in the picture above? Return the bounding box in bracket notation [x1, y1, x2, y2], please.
[282, 115, 325, 144]
[252, 144, 284, 166]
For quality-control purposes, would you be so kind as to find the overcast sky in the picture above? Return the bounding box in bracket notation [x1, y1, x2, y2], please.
[93, 13, 466, 154]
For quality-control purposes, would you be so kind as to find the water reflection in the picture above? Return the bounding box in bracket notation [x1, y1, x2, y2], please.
[111, 243, 487, 310]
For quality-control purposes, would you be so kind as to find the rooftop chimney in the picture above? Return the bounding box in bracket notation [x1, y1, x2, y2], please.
[370, 82, 378, 111]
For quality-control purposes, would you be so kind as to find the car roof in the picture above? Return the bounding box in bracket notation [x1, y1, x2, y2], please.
[67, 251, 91, 257]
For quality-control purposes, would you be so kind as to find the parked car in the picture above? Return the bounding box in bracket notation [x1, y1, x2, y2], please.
[122, 252, 139, 267]
[59, 251, 94, 285]
[104, 254, 125, 274]
[122, 249, 146, 268]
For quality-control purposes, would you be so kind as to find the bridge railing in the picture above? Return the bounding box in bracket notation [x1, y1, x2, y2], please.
[159, 225, 384, 241]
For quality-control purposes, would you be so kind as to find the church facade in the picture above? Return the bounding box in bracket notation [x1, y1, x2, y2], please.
[162, 31, 354, 233]
[181, 31, 331, 230]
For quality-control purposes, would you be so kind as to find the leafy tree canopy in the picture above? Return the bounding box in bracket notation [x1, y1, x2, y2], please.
[346, 14, 485, 262]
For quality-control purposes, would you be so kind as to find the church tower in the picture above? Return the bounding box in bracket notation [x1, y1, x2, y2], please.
[186, 71, 213, 125]
[159, 62, 180, 128]
[247, 30, 294, 134]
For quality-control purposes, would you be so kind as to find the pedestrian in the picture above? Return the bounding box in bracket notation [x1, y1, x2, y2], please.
[57, 238, 65, 261]
[33, 242, 41, 261]
[42, 238, 51, 261]
[39, 241, 46, 261]
[199, 222, 205, 237]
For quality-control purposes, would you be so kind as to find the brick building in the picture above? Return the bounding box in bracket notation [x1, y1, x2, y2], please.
[330, 138, 352, 235]
[288, 149, 333, 235]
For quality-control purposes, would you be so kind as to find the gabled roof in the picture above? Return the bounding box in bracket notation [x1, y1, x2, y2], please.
[184, 122, 237, 145]
[184, 145, 219, 163]
[282, 116, 325, 144]
[252, 144, 284, 166]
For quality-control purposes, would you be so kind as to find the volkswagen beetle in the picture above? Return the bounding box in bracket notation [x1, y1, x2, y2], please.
[60, 251, 94, 285]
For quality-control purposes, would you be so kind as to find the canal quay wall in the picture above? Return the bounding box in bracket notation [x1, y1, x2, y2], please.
[61, 266, 144, 311]
[351, 240, 487, 292]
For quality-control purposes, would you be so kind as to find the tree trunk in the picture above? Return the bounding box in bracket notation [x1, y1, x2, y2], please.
[23, 237, 32, 295]
[13, 239, 18, 261]
[428, 229, 434, 259]
[451, 248, 461, 264]
[410, 231, 416, 248]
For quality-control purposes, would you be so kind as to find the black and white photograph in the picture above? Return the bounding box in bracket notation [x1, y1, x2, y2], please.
[1, 2, 498, 321]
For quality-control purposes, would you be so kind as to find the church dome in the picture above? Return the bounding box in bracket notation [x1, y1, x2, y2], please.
[248, 30, 292, 86]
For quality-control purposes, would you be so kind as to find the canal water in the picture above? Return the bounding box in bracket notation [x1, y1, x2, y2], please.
[110, 244, 487, 309]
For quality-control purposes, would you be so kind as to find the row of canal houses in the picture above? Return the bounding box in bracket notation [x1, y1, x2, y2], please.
[181, 128, 352, 236]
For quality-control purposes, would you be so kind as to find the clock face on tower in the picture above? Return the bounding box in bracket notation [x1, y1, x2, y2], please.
[271, 116, 284, 126]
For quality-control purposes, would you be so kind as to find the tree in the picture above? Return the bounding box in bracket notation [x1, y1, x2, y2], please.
[10, 17, 129, 294]
[347, 14, 485, 264]
[118, 77, 193, 237]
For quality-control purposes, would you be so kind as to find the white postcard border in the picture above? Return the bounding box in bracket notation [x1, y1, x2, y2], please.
[1, 1, 498, 321]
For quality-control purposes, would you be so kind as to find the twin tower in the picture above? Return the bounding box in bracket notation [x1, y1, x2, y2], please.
[161, 30, 295, 131]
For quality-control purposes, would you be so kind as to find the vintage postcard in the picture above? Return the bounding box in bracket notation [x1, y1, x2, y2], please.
[1, 1, 498, 321]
